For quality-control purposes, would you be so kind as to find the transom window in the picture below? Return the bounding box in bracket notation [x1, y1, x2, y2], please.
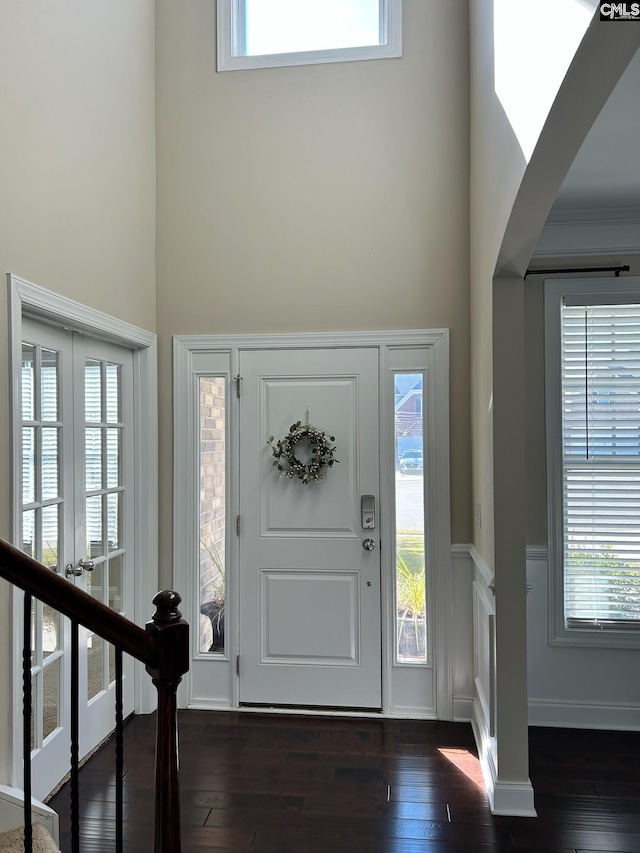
[545, 278, 640, 646]
[217, 0, 402, 72]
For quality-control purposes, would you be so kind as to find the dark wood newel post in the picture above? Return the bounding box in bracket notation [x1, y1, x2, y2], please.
[146, 590, 190, 853]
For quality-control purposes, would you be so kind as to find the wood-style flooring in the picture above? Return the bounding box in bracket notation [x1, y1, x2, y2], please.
[47, 710, 640, 852]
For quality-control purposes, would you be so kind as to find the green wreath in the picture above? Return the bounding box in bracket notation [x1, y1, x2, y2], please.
[267, 422, 339, 486]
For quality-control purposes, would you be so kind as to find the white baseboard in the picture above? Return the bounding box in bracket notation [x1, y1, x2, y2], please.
[471, 698, 496, 802]
[452, 695, 473, 722]
[491, 780, 537, 817]
[472, 700, 537, 817]
[529, 698, 640, 730]
[0, 787, 59, 842]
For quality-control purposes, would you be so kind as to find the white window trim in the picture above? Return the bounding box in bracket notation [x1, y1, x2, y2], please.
[217, 0, 402, 72]
[545, 276, 640, 649]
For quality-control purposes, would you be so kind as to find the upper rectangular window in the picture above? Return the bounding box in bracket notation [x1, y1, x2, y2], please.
[545, 278, 640, 647]
[217, 0, 402, 72]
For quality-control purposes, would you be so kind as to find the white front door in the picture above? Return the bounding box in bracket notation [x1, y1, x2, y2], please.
[238, 348, 381, 709]
[20, 319, 135, 798]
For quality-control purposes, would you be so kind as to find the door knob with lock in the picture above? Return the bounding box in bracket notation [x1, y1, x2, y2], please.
[362, 538, 376, 551]
[65, 558, 95, 578]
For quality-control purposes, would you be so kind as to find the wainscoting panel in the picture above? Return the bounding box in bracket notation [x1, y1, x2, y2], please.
[526, 547, 640, 730]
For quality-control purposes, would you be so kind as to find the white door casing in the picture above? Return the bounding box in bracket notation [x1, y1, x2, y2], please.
[239, 348, 381, 709]
[173, 330, 452, 719]
[9, 274, 158, 798]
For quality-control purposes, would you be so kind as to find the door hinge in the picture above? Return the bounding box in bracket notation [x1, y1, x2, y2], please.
[236, 655, 240, 676]
[235, 374, 242, 398]
[236, 515, 241, 535]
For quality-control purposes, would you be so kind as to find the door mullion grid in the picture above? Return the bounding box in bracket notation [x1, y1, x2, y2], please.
[100, 360, 110, 691]
[101, 478, 109, 692]
[31, 345, 44, 752]
[29, 590, 44, 754]
[22, 344, 44, 750]
[32, 663, 43, 754]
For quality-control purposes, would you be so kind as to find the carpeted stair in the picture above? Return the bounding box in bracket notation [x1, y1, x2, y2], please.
[0, 823, 60, 852]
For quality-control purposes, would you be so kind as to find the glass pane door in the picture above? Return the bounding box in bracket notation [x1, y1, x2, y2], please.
[18, 320, 135, 796]
[73, 337, 134, 758]
[83, 357, 124, 698]
[20, 321, 74, 799]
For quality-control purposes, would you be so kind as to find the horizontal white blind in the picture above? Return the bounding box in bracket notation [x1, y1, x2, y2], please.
[561, 303, 640, 625]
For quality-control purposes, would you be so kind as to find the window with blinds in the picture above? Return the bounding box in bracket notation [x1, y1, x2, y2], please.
[561, 301, 640, 627]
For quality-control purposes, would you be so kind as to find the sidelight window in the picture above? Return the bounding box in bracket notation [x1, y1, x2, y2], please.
[394, 372, 426, 663]
[199, 377, 227, 654]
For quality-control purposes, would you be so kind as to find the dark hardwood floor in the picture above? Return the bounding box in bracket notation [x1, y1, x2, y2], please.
[47, 710, 640, 852]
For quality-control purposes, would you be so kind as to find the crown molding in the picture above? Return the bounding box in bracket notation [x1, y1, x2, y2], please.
[533, 208, 640, 259]
[545, 206, 640, 226]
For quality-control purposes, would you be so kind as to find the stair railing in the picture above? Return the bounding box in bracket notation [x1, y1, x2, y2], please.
[0, 537, 189, 853]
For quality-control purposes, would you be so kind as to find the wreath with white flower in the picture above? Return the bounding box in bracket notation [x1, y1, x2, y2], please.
[267, 422, 339, 486]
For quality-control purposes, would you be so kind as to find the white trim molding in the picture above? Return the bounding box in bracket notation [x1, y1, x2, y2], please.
[545, 276, 640, 650]
[490, 781, 537, 818]
[450, 545, 474, 722]
[534, 207, 640, 258]
[469, 544, 536, 816]
[173, 329, 453, 719]
[472, 702, 536, 816]
[0, 787, 58, 840]
[528, 698, 640, 731]
[8, 273, 159, 751]
[469, 544, 494, 592]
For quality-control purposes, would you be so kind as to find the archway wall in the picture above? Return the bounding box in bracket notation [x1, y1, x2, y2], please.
[470, 0, 609, 573]
[470, 0, 640, 812]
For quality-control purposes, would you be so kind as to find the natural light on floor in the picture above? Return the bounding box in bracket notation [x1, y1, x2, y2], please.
[438, 747, 486, 791]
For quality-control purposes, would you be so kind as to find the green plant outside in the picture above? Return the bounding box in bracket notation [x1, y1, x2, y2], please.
[396, 533, 426, 657]
[41, 545, 57, 569]
[200, 537, 225, 626]
[397, 532, 424, 576]
[567, 547, 640, 618]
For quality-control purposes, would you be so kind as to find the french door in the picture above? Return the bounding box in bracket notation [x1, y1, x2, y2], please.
[20, 318, 135, 799]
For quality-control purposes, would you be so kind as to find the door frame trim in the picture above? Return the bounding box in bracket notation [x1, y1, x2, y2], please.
[8, 274, 158, 788]
[174, 329, 453, 719]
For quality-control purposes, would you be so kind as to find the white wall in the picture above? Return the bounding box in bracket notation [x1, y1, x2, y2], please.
[0, 0, 156, 784]
[155, 0, 472, 588]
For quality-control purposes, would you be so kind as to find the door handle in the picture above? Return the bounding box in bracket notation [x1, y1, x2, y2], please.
[362, 538, 376, 551]
[65, 558, 95, 578]
[361, 495, 376, 529]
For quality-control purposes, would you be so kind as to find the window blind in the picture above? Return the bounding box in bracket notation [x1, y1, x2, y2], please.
[561, 303, 640, 626]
